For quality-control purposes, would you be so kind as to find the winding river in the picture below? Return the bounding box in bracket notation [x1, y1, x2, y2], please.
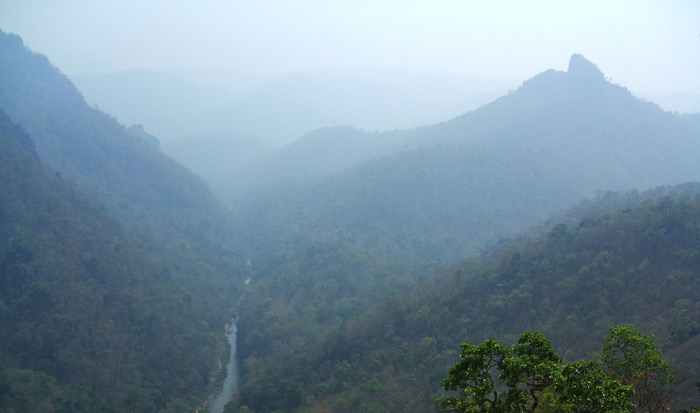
[208, 321, 239, 413]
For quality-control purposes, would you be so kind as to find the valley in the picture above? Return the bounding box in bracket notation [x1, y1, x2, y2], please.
[1, 14, 700, 413]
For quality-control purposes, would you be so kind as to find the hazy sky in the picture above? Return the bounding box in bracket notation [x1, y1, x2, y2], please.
[1, 1, 699, 93]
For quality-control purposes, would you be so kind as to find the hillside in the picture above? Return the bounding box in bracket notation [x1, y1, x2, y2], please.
[231, 184, 700, 412]
[0, 110, 225, 411]
[72, 68, 515, 145]
[223, 126, 412, 202]
[234, 54, 700, 265]
[0, 29, 246, 305]
[0, 30, 248, 411]
[228, 55, 700, 412]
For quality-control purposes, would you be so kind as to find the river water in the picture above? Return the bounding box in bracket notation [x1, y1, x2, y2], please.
[208, 321, 239, 413]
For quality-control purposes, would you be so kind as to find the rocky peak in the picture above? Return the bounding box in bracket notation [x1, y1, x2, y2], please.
[567, 54, 605, 80]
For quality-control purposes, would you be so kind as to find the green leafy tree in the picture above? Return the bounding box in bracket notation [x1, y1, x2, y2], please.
[553, 361, 634, 412]
[439, 332, 562, 412]
[438, 338, 517, 412]
[503, 332, 562, 412]
[601, 325, 673, 413]
[439, 330, 644, 413]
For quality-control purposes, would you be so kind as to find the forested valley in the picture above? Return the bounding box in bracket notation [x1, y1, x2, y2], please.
[1, 27, 700, 413]
[0, 30, 248, 411]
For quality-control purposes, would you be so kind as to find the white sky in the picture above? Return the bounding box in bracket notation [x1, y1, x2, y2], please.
[0, 0, 699, 93]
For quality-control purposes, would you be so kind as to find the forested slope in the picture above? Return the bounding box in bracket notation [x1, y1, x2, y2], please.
[230, 55, 700, 412]
[0, 30, 248, 411]
[0, 110, 225, 411]
[231, 185, 700, 412]
[0, 30, 246, 291]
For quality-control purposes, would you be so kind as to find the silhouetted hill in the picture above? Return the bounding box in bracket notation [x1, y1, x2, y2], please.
[411, 54, 697, 188]
[235, 54, 700, 264]
[224, 126, 411, 201]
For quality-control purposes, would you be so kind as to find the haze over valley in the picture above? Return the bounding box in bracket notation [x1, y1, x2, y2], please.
[1, 2, 700, 412]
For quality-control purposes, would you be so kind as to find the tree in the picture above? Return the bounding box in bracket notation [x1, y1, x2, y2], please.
[439, 329, 647, 413]
[601, 325, 673, 413]
[438, 338, 518, 412]
[502, 332, 562, 412]
[439, 332, 562, 412]
[554, 361, 634, 412]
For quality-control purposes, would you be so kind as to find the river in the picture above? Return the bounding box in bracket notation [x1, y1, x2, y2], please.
[208, 321, 239, 413]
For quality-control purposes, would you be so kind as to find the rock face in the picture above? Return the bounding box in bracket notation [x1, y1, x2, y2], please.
[567, 53, 605, 80]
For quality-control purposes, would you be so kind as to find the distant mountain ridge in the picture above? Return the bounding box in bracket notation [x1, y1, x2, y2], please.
[234, 53, 700, 263]
[222, 126, 413, 201]
[226, 56, 700, 412]
[72, 67, 515, 143]
[227, 54, 699, 203]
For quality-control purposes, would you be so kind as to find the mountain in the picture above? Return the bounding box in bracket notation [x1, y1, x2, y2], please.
[73, 67, 514, 201]
[0, 109, 226, 411]
[0, 29, 246, 283]
[227, 55, 700, 411]
[161, 131, 270, 192]
[232, 184, 700, 412]
[71, 69, 234, 140]
[407, 54, 700, 187]
[234, 54, 700, 264]
[222, 126, 412, 202]
[0, 30, 247, 411]
[73, 68, 515, 144]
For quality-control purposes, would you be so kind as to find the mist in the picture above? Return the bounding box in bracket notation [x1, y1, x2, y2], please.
[2, 2, 700, 412]
[1, 1, 698, 107]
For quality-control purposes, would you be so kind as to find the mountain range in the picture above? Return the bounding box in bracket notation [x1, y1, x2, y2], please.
[232, 54, 700, 264]
[225, 54, 700, 412]
[2, 25, 700, 413]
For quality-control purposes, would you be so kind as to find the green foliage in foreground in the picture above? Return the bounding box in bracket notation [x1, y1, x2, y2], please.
[440, 326, 672, 412]
[602, 325, 673, 413]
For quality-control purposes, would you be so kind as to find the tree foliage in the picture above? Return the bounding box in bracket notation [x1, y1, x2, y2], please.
[553, 361, 633, 412]
[602, 325, 673, 412]
[439, 330, 642, 412]
[439, 339, 513, 412]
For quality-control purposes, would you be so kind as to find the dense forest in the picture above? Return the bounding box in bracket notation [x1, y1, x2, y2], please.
[225, 56, 700, 412]
[0, 109, 225, 411]
[231, 186, 700, 412]
[2, 27, 700, 413]
[0, 30, 248, 411]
